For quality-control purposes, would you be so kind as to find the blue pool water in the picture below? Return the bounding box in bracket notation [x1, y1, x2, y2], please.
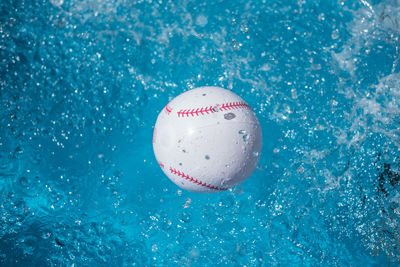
[1, 0, 400, 265]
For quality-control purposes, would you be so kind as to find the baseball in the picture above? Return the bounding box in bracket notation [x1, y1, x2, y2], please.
[153, 86, 262, 193]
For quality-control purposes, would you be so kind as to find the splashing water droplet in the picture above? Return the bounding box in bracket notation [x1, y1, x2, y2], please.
[180, 211, 191, 223]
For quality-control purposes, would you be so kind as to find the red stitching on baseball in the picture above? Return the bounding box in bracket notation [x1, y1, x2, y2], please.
[158, 162, 164, 169]
[177, 102, 250, 117]
[169, 167, 228, 191]
[220, 102, 250, 111]
[165, 104, 172, 114]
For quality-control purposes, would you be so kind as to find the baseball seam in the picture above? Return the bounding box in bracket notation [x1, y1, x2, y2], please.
[165, 104, 172, 114]
[177, 102, 250, 117]
[169, 167, 228, 191]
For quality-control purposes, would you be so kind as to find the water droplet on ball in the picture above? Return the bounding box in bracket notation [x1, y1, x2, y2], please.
[224, 113, 236, 120]
[238, 129, 246, 134]
[212, 105, 220, 112]
[242, 134, 249, 141]
[252, 151, 259, 157]
[205, 155, 210, 160]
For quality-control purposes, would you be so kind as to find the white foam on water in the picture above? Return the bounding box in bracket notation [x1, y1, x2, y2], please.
[326, 2, 400, 259]
[351, 73, 400, 148]
[332, 1, 400, 76]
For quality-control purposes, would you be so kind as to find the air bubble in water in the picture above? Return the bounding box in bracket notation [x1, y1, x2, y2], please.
[50, 0, 64, 6]
[196, 15, 208, 27]
[331, 29, 339, 40]
[311, 63, 322, 71]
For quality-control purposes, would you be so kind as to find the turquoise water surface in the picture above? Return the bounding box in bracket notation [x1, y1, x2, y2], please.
[1, 0, 400, 265]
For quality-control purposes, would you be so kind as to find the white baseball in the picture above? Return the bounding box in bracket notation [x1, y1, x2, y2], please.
[153, 86, 262, 193]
